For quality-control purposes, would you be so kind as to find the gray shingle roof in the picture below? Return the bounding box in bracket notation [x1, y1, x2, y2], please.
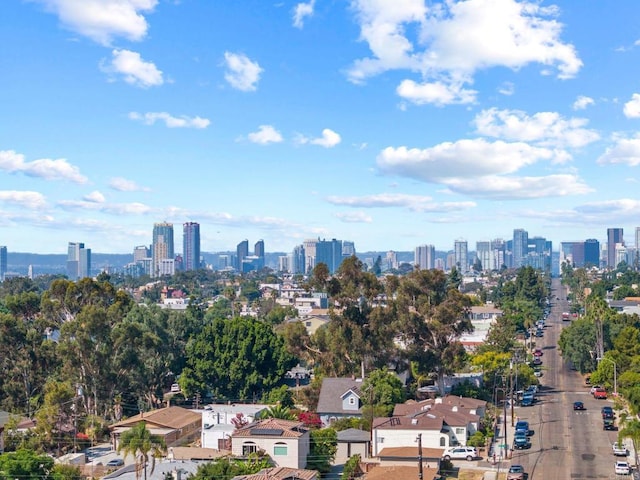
[316, 378, 364, 415]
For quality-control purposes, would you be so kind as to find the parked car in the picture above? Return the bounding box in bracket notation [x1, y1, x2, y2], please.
[442, 446, 477, 461]
[106, 458, 124, 467]
[507, 465, 526, 480]
[534, 369, 543, 377]
[513, 433, 530, 450]
[602, 406, 614, 418]
[590, 385, 602, 395]
[170, 383, 180, 393]
[522, 394, 534, 406]
[603, 418, 616, 430]
[613, 442, 628, 456]
[515, 420, 532, 436]
[533, 357, 542, 366]
[573, 401, 585, 410]
[594, 388, 608, 399]
[534, 348, 543, 357]
[615, 461, 631, 475]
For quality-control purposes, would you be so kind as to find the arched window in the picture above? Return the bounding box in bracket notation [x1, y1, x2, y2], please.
[243, 442, 258, 456]
[274, 442, 288, 456]
[440, 437, 446, 447]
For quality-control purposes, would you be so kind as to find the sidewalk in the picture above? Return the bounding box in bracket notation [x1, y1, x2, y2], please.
[489, 413, 515, 465]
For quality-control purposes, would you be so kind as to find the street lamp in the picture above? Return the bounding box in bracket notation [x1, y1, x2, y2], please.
[596, 357, 617, 397]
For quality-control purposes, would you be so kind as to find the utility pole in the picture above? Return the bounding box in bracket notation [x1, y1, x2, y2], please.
[503, 376, 508, 459]
[417, 433, 423, 480]
[510, 361, 515, 427]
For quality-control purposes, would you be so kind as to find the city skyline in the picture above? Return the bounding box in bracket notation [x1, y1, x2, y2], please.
[3, 2, 640, 254]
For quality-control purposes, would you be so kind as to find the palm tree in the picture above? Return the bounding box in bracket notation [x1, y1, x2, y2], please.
[117, 421, 167, 480]
[618, 418, 640, 468]
[259, 405, 296, 420]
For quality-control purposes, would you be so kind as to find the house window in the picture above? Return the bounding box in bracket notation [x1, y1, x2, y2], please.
[455, 428, 465, 436]
[306, 321, 312, 327]
[440, 437, 446, 447]
[274, 442, 287, 456]
[348, 397, 356, 405]
[242, 442, 258, 456]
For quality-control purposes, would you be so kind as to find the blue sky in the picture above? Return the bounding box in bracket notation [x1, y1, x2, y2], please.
[2, 0, 640, 255]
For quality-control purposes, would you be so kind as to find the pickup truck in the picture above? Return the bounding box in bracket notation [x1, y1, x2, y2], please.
[613, 443, 628, 456]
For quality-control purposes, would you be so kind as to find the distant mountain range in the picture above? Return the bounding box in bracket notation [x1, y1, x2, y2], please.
[5, 251, 420, 276]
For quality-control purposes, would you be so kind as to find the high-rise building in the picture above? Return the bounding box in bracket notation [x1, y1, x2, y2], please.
[0, 246, 7, 281]
[292, 245, 306, 274]
[491, 239, 506, 270]
[236, 239, 249, 271]
[303, 239, 318, 273]
[454, 239, 468, 273]
[607, 228, 624, 269]
[342, 241, 356, 257]
[67, 242, 91, 280]
[254, 239, 264, 258]
[475, 241, 491, 272]
[183, 222, 201, 271]
[414, 244, 435, 270]
[152, 222, 174, 277]
[315, 238, 344, 274]
[513, 229, 528, 268]
[584, 239, 600, 267]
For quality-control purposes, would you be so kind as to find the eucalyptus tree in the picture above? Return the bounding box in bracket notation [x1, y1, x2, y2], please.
[394, 268, 473, 394]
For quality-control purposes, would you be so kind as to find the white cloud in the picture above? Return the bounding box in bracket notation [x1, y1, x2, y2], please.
[248, 125, 283, 145]
[444, 174, 592, 199]
[473, 108, 600, 148]
[34, 0, 157, 46]
[293, 0, 315, 29]
[327, 193, 434, 208]
[102, 49, 163, 88]
[623, 93, 640, 118]
[223, 52, 263, 91]
[348, 0, 581, 104]
[335, 211, 373, 223]
[109, 177, 150, 192]
[574, 199, 640, 220]
[396, 79, 477, 106]
[327, 193, 476, 212]
[0, 150, 88, 184]
[377, 139, 560, 182]
[83, 191, 105, 203]
[573, 95, 594, 110]
[597, 135, 640, 166]
[128, 111, 210, 128]
[0, 191, 47, 209]
[297, 129, 342, 147]
[57, 199, 153, 215]
[498, 82, 515, 96]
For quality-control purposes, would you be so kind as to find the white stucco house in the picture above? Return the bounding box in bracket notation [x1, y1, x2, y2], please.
[200, 404, 269, 451]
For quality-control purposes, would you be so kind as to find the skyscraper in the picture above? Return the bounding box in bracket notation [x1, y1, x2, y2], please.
[152, 222, 174, 277]
[236, 239, 249, 271]
[303, 238, 318, 273]
[476, 241, 491, 272]
[454, 239, 468, 273]
[584, 239, 600, 267]
[254, 239, 264, 258]
[414, 244, 435, 270]
[67, 242, 91, 280]
[315, 238, 344, 274]
[183, 222, 201, 271]
[607, 228, 623, 269]
[513, 228, 528, 268]
[292, 244, 306, 274]
[0, 246, 7, 281]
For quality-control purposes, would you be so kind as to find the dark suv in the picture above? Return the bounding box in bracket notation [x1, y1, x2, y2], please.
[602, 406, 614, 419]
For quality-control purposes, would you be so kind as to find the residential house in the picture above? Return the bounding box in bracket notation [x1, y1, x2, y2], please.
[316, 378, 364, 426]
[372, 414, 445, 456]
[372, 395, 486, 454]
[459, 305, 503, 351]
[231, 418, 310, 469]
[109, 406, 201, 450]
[232, 466, 318, 480]
[200, 404, 269, 451]
[336, 428, 370, 464]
